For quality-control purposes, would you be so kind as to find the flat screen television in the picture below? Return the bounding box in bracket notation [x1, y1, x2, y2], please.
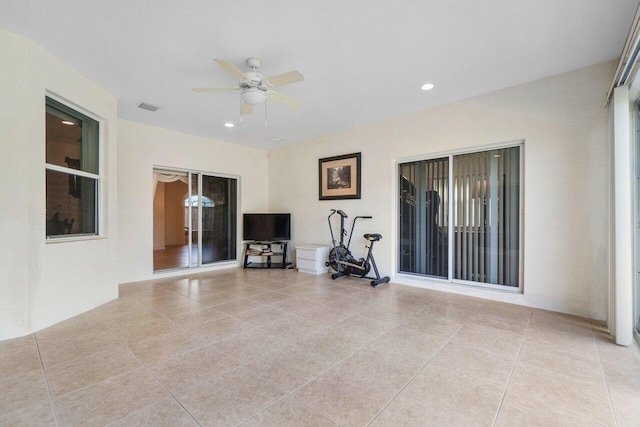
[243, 213, 291, 241]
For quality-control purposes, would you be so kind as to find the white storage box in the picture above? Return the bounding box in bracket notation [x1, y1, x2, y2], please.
[296, 244, 331, 275]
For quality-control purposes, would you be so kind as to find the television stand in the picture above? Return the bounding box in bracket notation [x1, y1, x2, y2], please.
[243, 241, 288, 269]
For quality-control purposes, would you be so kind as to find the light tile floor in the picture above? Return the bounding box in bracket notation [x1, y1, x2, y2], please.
[1, 268, 640, 426]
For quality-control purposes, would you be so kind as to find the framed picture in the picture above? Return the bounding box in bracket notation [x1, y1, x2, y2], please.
[318, 152, 361, 200]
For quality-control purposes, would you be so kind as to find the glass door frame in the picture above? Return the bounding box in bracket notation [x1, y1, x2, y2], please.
[395, 140, 525, 293]
[153, 166, 240, 272]
[634, 100, 640, 340]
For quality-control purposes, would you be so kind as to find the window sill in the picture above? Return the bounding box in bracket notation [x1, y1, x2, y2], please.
[45, 234, 105, 244]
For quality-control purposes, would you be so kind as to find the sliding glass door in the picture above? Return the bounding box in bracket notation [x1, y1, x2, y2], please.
[398, 145, 521, 289]
[153, 168, 237, 272]
[399, 158, 449, 278]
[453, 147, 520, 287]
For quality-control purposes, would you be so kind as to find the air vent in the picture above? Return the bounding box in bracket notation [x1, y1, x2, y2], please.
[138, 102, 159, 112]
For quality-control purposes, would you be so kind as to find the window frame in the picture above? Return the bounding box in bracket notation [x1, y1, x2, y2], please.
[45, 94, 104, 242]
[395, 140, 525, 293]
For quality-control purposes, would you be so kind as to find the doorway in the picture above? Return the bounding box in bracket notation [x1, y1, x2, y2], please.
[153, 168, 237, 272]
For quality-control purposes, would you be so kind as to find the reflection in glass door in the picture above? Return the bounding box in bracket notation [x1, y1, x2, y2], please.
[153, 168, 237, 272]
[201, 175, 237, 264]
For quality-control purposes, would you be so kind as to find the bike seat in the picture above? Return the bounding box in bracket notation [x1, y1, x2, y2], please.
[364, 233, 382, 241]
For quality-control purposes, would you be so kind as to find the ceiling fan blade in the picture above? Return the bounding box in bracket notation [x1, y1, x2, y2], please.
[267, 91, 301, 108]
[192, 87, 239, 93]
[242, 102, 253, 115]
[214, 58, 248, 79]
[264, 70, 304, 87]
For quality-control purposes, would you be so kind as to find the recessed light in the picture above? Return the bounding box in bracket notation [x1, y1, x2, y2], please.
[420, 83, 435, 91]
[224, 122, 235, 128]
[61, 120, 75, 125]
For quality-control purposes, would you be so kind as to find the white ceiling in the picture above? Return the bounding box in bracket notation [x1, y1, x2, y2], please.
[1, 0, 637, 149]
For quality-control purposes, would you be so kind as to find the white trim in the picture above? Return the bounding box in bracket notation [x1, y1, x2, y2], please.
[187, 171, 194, 267]
[613, 86, 634, 346]
[44, 90, 105, 123]
[393, 273, 529, 305]
[45, 163, 99, 180]
[44, 93, 104, 241]
[448, 156, 454, 282]
[153, 164, 239, 181]
[151, 260, 240, 278]
[396, 139, 524, 164]
[197, 173, 203, 267]
[606, 2, 640, 103]
[451, 278, 521, 293]
[45, 234, 107, 243]
[634, 94, 640, 341]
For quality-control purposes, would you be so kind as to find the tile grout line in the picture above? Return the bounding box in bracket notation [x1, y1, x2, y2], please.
[33, 333, 61, 427]
[488, 307, 533, 427]
[103, 317, 205, 427]
[365, 320, 468, 426]
[232, 320, 396, 426]
[25, 277, 585, 426]
[591, 320, 620, 427]
[41, 318, 174, 422]
[499, 315, 618, 426]
[114, 281, 354, 426]
[112, 285, 346, 410]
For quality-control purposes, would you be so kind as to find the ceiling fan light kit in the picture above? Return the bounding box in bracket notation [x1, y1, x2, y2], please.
[241, 87, 266, 105]
[193, 57, 304, 123]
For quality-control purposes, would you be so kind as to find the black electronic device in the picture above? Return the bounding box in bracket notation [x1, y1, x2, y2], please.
[242, 213, 291, 241]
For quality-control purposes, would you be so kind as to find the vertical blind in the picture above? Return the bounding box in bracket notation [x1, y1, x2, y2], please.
[399, 145, 520, 288]
[399, 157, 449, 278]
[453, 147, 520, 287]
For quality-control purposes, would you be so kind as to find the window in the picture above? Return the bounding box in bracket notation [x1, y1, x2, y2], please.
[45, 97, 100, 238]
[398, 145, 521, 289]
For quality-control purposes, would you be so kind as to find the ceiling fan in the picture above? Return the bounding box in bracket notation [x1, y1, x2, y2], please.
[193, 57, 304, 117]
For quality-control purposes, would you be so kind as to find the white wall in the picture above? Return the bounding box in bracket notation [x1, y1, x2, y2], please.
[0, 30, 119, 339]
[117, 120, 269, 284]
[269, 61, 614, 320]
[0, 26, 614, 339]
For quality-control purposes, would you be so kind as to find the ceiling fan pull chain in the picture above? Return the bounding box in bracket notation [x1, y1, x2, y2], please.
[265, 100, 268, 125]
[239, 98, 243, 122]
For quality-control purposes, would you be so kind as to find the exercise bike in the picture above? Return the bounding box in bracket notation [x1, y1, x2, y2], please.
[326, 209, 390, 287]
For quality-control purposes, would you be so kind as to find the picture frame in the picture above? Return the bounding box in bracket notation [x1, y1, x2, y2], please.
[318, 152, 361, 200]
